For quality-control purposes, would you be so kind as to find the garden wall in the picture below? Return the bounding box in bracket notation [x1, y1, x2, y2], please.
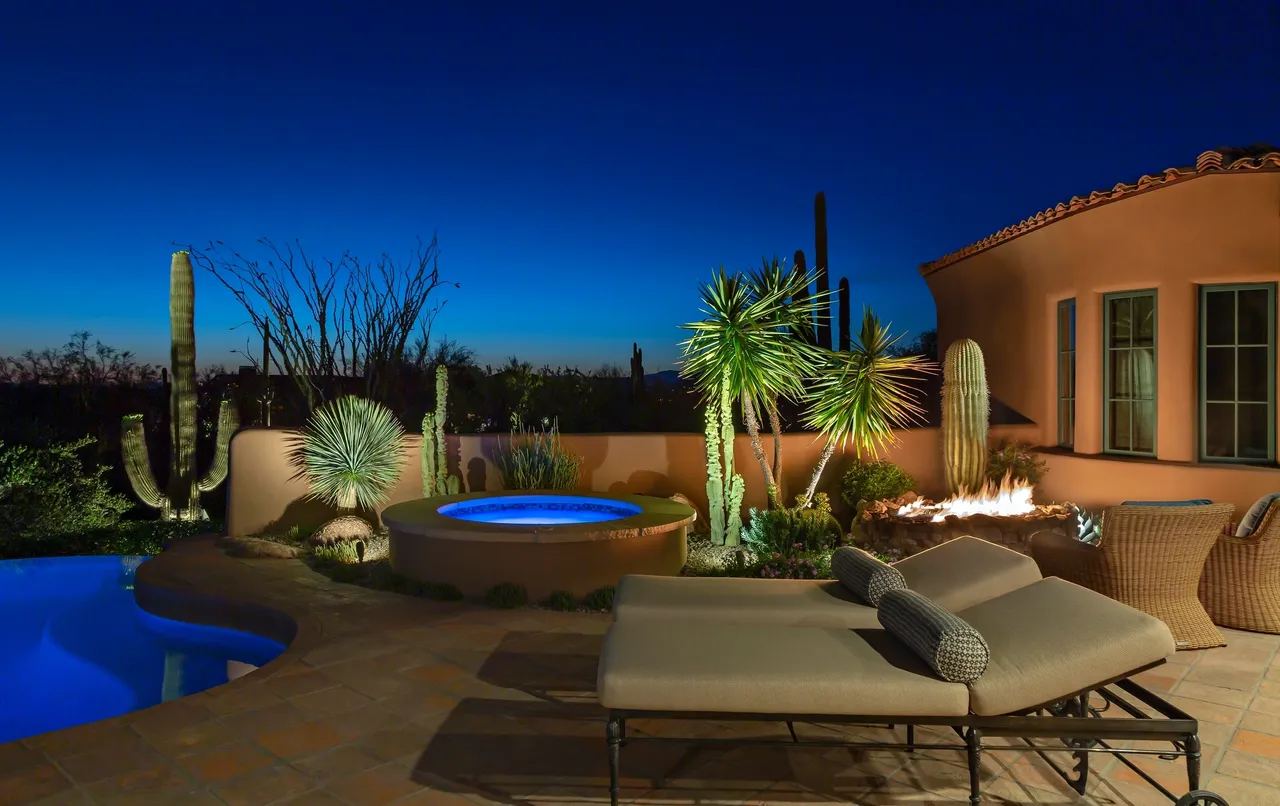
[224, 425, 1039, 537]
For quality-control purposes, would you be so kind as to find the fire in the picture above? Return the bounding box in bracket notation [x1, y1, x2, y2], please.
[897, 471, 1035, 522]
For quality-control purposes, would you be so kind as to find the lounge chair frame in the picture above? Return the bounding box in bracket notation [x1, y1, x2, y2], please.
[603, 662, 1229, 806]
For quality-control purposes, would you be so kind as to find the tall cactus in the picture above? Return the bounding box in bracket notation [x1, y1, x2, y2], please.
[791, 249, 813, 344]
[814, 192, 831, 350]
[122, 251, 238, 521]
[718, 369, 745, 546]
[837, 277, 851, 351]
[703, 401, 726, 545]
[941, 338, 990, 496]
[422, 365, 461, 496]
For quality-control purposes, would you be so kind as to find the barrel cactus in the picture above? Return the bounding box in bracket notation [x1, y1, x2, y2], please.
[941, 338, 989, 496]
[121, 251, 239, 521]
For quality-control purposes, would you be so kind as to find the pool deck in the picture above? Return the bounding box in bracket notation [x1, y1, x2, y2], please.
[2, 537, 1279, 806]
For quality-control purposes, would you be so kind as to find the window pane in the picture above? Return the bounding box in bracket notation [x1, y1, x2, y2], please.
[1133, 401, 1155, 454]
[1059, 353, 1071, 399]
[1205, 346, 1236, 402]
[1110, 350, 1131, 399]
[1204, 402, 1235, 457]
[1204, 290, 1236, 346]
[1108, 298, 1132, 348]
[1238, 288, 1271, 345]
[1059, 400, 1073, 446]
[1132, 347, 1155, 400]
[1068, 351, 1076, 398]
[1133, 294, 1155, 348]
[1067, 306, 1076, 350]
[1065, 402, 1075, 447]
[1058, 304, 1071, 350]
[1109, 401, 1132, 451]
[1238, 403, 1270, 460]
[1239, 346, 1269, 403]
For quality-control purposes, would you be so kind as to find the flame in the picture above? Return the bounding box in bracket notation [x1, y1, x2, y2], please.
[897, 471, 1035, 522]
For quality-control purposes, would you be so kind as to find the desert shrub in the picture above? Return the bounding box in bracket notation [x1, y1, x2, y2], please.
[841, 460, 915, 510]
[312, 541, 361, 565]
[684, 532, 754, 576]
[544, 590, 577, 611]
[287, 396, 406, 511]
[0, 436, 135, 557]
[494, 416, 581, 490]
[986, 440, 1048, 486]
[423, 581, 464, 600]
[582, 585, 615, 611]
[754, 545, 832, 580]
[742, 493, 842, 557]
[485, 582, 529, 609]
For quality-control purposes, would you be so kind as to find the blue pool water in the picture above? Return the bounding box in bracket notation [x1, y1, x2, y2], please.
[0, 555, 286, 743]
[438, 494, 643, 525]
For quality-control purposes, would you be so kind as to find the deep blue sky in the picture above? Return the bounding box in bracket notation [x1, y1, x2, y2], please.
[1, 2, 1276, 371]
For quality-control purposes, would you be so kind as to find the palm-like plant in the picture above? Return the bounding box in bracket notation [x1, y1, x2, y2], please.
[287, 395, 407, 513]
[799, 308, 936, 506]
[680, 261, 828, 509]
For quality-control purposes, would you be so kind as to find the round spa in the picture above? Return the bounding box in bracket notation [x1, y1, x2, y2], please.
[381, 491, 694, 598]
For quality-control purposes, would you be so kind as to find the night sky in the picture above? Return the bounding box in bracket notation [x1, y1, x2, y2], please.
[1, 1, 1276, 371]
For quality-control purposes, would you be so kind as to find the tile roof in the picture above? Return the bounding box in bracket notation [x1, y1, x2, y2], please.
[919, 144, 1280, 277]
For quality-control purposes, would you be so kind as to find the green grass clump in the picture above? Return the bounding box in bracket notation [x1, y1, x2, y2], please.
[423, 581, 464, 601]
[582, 585, 615, 611]
[543, 590, 577, 611]
[485, 582, 529, 609]
[312, 541, 361, 565]
[494, 416, 582, 490]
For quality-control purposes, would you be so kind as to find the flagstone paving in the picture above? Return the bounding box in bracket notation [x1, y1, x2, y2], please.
[2, 537, 1279, 805]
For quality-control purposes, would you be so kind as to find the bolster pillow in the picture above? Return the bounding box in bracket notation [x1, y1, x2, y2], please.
[878, 588, 990, 684]
[831, 546, 907, 606]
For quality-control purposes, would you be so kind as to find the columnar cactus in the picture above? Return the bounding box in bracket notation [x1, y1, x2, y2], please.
[791, 249, 813, 344]
[837, 277, 851, 351]
[814, 192, 831, 350]
[422, 365, 461, 496]
[122, 251, 238, 521]
[718, 369, 745, 546]
[629, 342, 645, 397]
[941, 338, 990, 496]
[703, 401, 726, 545]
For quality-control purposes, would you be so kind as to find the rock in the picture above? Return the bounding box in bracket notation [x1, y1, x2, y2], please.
[218, 537, 302, 559]
[310, 515, 375, 546]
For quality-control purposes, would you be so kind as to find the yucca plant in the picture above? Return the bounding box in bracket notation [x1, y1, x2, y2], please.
[799, 308, 936, 506]
[495, 416, 582, 490]
[286, 396, 406, 513]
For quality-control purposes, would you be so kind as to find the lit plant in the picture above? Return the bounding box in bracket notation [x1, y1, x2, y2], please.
[942, 338, 989, 496]
[494, 415, 582, 490]
[841, 460, 916, 511]
[986, 439, 1048, 486]
[422, 365, 462, 496]
[287, 395, 406, 513]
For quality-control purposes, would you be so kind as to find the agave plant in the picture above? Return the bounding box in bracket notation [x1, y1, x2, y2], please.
[680, 261, 829, 509]
[799, 308, 936, 506]
[287, 395, 406, 512]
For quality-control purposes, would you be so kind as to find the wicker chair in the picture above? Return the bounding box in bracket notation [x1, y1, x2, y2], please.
[1199, 499, 1280, 634]
[1030, 503, 1235, 650]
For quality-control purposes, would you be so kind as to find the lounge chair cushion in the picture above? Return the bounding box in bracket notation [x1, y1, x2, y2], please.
[878, 589, 989, 683]
[612, 575, 882, 628]
[596, 620, 970, 717]
[1235, 493, 1280, 537]
[897, 536, 1044, 612]
[832, 547, 906, 605]
[958, 577, 1176, 715]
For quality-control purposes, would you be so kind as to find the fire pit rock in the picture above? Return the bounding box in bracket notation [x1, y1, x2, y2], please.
[858, 494, 1073, 558]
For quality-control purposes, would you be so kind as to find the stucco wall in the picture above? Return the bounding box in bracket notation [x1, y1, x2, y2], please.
[926, 171, 1280, 463]
[224, 425, 1040, 537]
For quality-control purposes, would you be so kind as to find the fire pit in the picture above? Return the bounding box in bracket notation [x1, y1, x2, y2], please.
[858, 473, 1072, 558]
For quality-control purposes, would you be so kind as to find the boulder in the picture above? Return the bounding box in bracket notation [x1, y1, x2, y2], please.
[310, 515, 375, 546]
[218, 536, 302, 559]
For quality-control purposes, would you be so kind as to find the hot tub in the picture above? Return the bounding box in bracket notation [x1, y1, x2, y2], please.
[381, 491, 694, 598]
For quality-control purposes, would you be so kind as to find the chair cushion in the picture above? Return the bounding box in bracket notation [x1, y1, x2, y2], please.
[832, 547, 907, 605]
[597, 620, 970, 717]
[1121, 499, 1213, 506]
[896, 535, 1043, 611]
[611, 574, 882, 628]
[877, 589, 990, 684]
[1235, 493, 1280, 537]
[958, 577, 1176, 715]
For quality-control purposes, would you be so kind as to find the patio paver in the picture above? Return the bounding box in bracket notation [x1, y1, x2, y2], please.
[4, 537, 1279, 805]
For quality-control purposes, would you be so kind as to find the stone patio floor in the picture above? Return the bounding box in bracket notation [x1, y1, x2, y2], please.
[3, 538, 1280, 806]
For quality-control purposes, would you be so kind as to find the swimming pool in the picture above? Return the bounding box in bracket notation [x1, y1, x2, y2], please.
[437, 494, 644, 525]
[0, 555, 285, 743]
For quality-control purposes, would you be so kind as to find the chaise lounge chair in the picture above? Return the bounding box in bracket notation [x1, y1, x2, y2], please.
[597, 575, 1228, 806]
[613, 535, 1043, 627]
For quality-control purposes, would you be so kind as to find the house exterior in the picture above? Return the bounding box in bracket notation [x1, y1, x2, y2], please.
[921, 145, 1280, 513]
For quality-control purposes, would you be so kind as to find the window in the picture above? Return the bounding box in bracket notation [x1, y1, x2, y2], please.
[1103, 290, 1157, 455]
[1057, 299, 1076, 448]
[1200, 284, 1276, 463]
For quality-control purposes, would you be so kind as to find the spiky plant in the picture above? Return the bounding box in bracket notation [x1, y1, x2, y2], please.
[799, 308, 936, 506]
[287, 396, 406, 513]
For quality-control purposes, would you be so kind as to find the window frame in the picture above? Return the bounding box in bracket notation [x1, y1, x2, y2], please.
[1057, 298, 1076, 448]
[1197, 282, 1277, 464]
[1102, 289, 1158, 457]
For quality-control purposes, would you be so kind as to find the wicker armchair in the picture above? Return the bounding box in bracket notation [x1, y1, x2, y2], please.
[1030, 503, 1235, 650]
[1199, 499, 1280, 634]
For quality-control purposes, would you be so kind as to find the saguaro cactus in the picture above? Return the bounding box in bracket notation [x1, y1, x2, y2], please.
[122, 251, 238, 521]
[814, 192, 831, 350]
[941, 338, 990, 496]
[837, 277, 851, 351]
[422, 365, 462, 496]
[630, 342, 645, 397]
[791, 249, 813, 344]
